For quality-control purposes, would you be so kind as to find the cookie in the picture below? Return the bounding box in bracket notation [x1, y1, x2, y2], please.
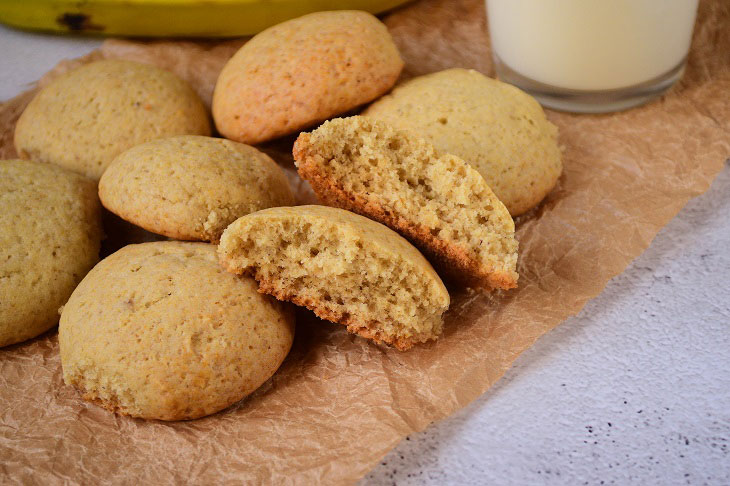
[15, 59, 210, 181]
[218, 205, 449, 350]
[212, 10, 403, 145]
[293, 117, 518, 290]
[98, 135, 295, 243]
[0, 160, 101, 347]
[59, 241, 295, 421]
[363, 68, 562, 216]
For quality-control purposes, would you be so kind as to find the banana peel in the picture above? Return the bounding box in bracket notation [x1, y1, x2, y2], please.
[0, 0, 411, 37]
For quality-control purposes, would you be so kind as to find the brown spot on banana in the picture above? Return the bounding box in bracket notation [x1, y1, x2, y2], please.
[56, 13, 105, 32]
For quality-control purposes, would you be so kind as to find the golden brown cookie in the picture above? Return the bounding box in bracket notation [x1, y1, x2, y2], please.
[15, 59, 210, 180]
[363, 68, 562, 216]
[218, 205, 449, 350]
[0, 159, 101, 347]
[98, 135, 295, 243]
[59, 241, 295, 421]
[212, 10, 403, 144]
[293, 116, 519, 290]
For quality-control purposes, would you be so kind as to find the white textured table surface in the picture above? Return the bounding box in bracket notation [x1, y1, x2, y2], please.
[2, 24, 729, 486]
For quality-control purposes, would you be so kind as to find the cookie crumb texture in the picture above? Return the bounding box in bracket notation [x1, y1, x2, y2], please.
[0, 160, 101, 347]
[14, 59, 210, 180]
[218, 206, 449, 350]
[212, 10, 403, 144]
[294, 117, 518, 290]
[59, 241, 294, 421]
[363, 68, 562, 216]
[99, 136, 295, 242]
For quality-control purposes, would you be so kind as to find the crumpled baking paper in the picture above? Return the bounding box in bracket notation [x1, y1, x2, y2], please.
[1, 0, 728, 483]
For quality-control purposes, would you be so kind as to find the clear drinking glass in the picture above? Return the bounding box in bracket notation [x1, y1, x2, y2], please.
[486, 0, 700, 113]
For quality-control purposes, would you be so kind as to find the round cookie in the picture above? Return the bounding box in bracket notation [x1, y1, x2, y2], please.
[98, 135, 295, 243]
[1, 160, 101, 347]
[363, 68, 562, 216]
[212, 10, 403, 145]
[59, 241, 295, 421]
[14, 59, 211, 181]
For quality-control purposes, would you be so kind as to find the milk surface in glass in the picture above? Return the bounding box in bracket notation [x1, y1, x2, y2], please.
[487, 0, 699, 91]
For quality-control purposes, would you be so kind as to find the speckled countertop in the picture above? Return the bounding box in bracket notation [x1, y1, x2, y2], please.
[2, 24, 728, 486]
[364, 161, 730, 485]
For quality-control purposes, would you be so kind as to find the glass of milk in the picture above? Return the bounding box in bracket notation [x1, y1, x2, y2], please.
[486, 0, 699, 113]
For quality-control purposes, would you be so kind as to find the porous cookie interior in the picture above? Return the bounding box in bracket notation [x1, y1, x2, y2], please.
[219, 207, 449, 350]
[294, 117, 519, 290]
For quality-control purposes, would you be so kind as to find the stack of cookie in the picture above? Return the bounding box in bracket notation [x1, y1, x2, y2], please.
[1, 10, 561, 421]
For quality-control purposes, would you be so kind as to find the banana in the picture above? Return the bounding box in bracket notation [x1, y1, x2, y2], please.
[0, 0, 411, 37]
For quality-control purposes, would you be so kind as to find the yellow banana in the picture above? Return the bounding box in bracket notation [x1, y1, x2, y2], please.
[0, 0, 410, 37]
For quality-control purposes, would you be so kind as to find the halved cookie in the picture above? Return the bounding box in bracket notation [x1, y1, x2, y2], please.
[293, 116, 518, 290]
[218, 205, 450, 350]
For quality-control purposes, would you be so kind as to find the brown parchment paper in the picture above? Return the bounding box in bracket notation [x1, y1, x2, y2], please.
[1, 0, 729, 484]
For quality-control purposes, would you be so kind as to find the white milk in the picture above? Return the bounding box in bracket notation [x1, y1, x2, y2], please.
[487, 0, 699, 91]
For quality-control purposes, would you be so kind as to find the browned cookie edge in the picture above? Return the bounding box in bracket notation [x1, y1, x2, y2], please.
[218, 258, 435, 351]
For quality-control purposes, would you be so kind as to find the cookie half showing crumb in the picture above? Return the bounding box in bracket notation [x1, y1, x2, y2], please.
[218, 205, 450, 350]
[293, 117, 519, 290]
[60, 241, 294, 421]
